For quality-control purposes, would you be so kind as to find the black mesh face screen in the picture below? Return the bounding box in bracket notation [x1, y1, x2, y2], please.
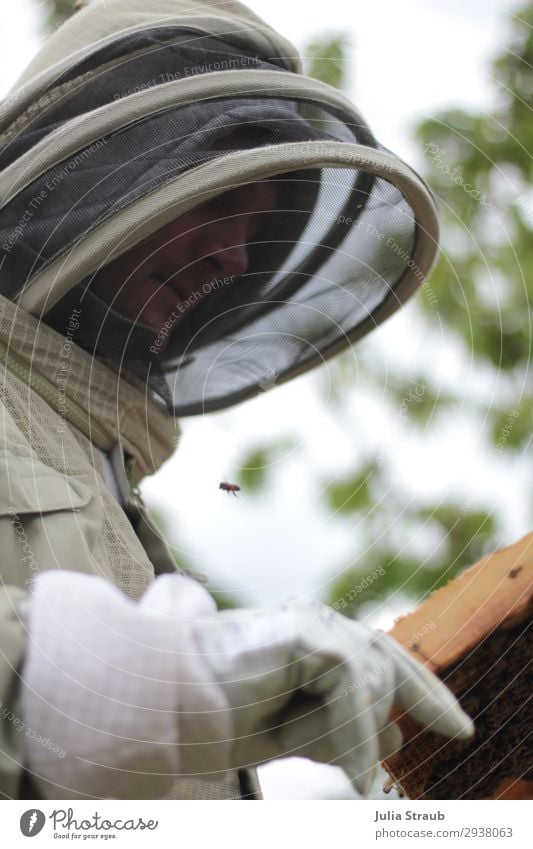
[161, 169, 415, 414]
[1, 34, 422, 416]
[0, 93, 370, 295]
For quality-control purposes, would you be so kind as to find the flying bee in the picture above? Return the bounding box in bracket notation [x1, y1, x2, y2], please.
[219, 481, 241, 497]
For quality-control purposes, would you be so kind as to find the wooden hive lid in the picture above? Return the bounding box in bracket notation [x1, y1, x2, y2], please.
[383, 531, 533, 800]
[389, 531, 533, 672]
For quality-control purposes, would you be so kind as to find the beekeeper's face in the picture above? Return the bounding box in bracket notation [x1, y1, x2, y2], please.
[91, 181, 277, 336]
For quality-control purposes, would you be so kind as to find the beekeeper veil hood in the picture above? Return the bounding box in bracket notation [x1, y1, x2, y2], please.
[0, 0, 439, 417]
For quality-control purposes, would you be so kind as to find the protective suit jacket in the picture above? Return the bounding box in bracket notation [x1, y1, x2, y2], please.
[0, 294, 262, 798]
[0, 0, 439, 800]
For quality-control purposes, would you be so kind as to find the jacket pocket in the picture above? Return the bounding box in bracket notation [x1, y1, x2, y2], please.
[0, 452, 98, 590]
[0, 457, 92, 516]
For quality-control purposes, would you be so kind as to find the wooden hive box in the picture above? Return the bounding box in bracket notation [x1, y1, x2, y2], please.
[383, 532, 533, 800]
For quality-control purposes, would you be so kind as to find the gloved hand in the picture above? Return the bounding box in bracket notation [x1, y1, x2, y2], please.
[186, 598, 474, 794]
[21, 573, 473, 799]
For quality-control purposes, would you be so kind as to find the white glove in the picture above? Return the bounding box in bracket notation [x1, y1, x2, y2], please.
[21, 573, 473, 798]
[21, 571, 232, 799]
[188, 598, 474, 794]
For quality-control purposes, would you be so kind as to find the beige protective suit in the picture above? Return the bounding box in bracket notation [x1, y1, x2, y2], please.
[0, 293, 254, 797]
[0, 290, 269, 797]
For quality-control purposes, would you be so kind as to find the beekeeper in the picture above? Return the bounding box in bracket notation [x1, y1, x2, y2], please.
[0, 0, 473, 800]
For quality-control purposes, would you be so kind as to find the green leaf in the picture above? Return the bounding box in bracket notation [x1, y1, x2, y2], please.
[490, 399, 533, 451]
[419, 504, 498, 568]
[208, 589, 239, 611]
[43, 0, 80, 33]
[237, 439, 297, 492]
[303, 33, 351, 90]
[323, 462, 377, 515]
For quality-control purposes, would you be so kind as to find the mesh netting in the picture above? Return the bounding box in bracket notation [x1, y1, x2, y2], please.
[0, 30, 425, 416]
[164, 170, 414, 413]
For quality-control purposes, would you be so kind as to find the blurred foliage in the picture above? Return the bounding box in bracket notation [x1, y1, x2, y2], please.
[323, 462, 375, 515]
[236, 438, 297, 492]
[319, 454, 498, 614]
[43, 0, 80, 32]
[207, 589, 240, 611]
[490, 396, 533, 450]
[303, 33, 351, 90]
[324, 501, 498, 617]
[379, 375, 457, 425]
[412, 5, 533, 375]
[237, 12, 532, 614]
